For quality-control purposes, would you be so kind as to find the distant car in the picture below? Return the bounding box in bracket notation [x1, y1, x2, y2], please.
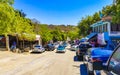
[62, 42, 67, 47]
[44, 43, 55, 51]
[56, 45, 66, 53]
[30, 45, 45, 53]
[71, 44, 79, 51]
[54, 43, 59, 49]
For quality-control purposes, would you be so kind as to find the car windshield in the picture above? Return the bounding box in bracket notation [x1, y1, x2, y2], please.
[35, 45, 41, 47]
[59, 45, 63, 48]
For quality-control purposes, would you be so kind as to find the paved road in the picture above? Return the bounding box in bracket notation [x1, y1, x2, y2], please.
[0, 48, 82, 75]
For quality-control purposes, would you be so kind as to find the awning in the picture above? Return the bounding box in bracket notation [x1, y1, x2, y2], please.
[79, 38, 87, 42]
[86, 33, 97, 41]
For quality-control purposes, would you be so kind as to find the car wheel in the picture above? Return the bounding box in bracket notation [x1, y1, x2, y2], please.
[78, 55, 83, 61]
[88, 71, 94, 75]
[87, 63, 94, 75]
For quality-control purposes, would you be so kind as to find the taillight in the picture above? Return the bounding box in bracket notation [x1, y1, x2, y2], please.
[91, 58, 101, 62]
[78, 50, 80, 53]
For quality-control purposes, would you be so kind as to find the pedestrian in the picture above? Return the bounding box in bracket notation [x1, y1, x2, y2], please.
[11, 41, 16, 51]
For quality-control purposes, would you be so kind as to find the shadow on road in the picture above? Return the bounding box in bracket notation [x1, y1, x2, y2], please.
[73, 56, 83, 62]
[72, 63, 88, 75]
[30, 52, 42, 54]
[55, 52, 65, 54]
[0, 48, 7, 51]
[73, 65, 80, 68]
[66, 48, 71, 50]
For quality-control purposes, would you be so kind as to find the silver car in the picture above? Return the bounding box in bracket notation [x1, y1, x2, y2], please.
[71, 45, 79, 51]
[31, 45, 45, 53]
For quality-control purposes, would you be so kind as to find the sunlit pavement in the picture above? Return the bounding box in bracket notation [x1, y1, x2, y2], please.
[0, 47, 81, 75]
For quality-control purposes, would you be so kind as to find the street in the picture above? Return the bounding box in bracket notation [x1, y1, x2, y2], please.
[0, 48, 82, 75]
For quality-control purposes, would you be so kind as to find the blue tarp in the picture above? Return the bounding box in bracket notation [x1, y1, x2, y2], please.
[91, 49, 113, 62]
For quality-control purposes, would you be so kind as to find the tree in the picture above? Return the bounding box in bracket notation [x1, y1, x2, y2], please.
[0, 3, 15, 50]
[0, 0, 14, 5]
[38, 24, 53, 45]
[78, 16, 94, 36]
[112, 0, 120, 24]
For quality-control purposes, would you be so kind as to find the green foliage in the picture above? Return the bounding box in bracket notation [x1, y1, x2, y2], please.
[112, 0, 120, 24]
[0, 3, 15, 35]
[0, 0, 14, 5]
[0, 2, 36, 41]
[77, 14, 100, 36]
[78, 0, 120, 37]
[102, 6, 113, 16]
[38, 24, 53, 43]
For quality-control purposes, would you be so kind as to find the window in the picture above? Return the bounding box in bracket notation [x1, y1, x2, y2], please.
[94, 27, 97, 32]
[96, 26, 99, 32]
[105, 24, 108, 32]
[99, 25, 102, 33]
[103, 24, 107, 32]
[111, 24, 120, 31]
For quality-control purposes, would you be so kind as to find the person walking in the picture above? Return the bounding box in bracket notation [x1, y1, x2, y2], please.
[11, 41, 16, 51]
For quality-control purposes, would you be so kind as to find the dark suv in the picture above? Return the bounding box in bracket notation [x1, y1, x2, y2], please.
[44, 43, 55, 51]
[76, 42, 92, 61]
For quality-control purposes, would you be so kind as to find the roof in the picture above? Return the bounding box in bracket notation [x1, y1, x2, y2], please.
[90, 21, 110, 28]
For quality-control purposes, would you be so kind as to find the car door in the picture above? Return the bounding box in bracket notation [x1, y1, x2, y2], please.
[108, 45, 120, 75]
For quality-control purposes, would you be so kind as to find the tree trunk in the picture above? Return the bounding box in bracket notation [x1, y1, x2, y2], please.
[5, 35, 10, 51]
[20, 41, 22, 49]
[23, 40, 24, 49]
[16, 34, 19, 48]
[30, 41, 32, 50]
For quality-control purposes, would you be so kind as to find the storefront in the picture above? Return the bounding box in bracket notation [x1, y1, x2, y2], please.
[0, 36, 6, 48]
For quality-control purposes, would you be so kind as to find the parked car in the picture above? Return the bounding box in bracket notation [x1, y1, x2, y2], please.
[62, 42, 67, 48]
[85, 44, 120, 75]
[76, 42, 92, 60]
[54, 43, 59, 49]
[85, 48, 113, 75]
[44, 43, 55, 51]
[30, 45, 45, 53]
[56, 45, 66, 53]
[71, 44, 79, 51]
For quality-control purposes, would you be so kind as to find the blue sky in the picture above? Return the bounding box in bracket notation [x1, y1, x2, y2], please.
[14, 0, 112, 25]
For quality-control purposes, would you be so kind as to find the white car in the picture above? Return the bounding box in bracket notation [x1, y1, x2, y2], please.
[30, 45, 45, 53]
